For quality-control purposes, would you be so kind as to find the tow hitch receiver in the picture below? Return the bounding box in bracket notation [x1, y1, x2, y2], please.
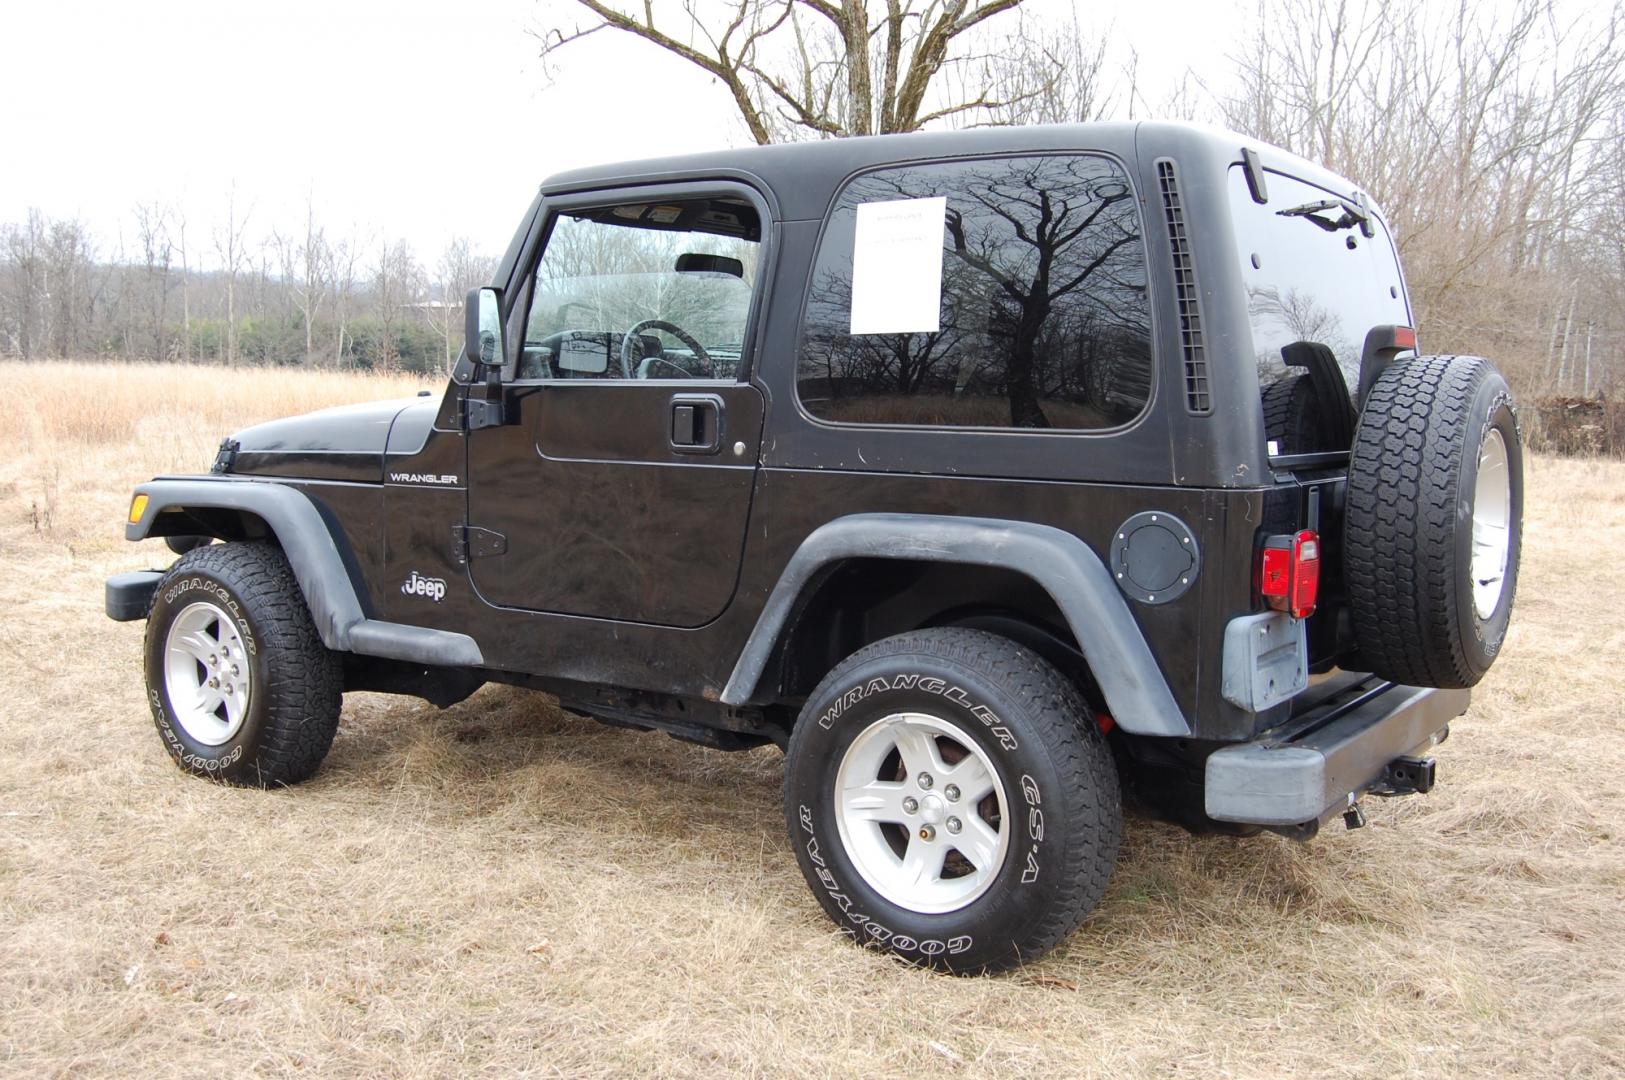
[1378, 756, 1437, 796]
[1346, 756, 1436, 830]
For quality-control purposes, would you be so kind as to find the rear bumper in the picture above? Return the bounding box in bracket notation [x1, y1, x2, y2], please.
[1205, 674, 1470, 826]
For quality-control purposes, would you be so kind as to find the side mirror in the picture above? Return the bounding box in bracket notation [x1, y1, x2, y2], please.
[464, 287, 504, 369]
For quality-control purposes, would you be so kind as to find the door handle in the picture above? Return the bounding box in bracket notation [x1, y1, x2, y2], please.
[670, 393, 724, 453]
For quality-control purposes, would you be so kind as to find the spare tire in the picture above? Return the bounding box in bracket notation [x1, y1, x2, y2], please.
[1344, 355, 1522, 688]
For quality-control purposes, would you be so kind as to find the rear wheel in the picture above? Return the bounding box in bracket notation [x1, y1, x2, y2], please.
[144, 541, 342, 786]
[784, 628, 1120, 973]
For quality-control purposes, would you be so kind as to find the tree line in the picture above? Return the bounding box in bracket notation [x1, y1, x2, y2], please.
[0, 194, 496, 375]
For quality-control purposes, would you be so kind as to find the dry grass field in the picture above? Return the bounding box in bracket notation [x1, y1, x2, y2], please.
[1, 361, 1622, 1078]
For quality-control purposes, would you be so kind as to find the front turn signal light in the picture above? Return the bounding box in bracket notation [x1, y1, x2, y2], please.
[128, 494, 149, 524]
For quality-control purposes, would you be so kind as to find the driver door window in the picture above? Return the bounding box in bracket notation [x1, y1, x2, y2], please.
[519, 198, 761, 381]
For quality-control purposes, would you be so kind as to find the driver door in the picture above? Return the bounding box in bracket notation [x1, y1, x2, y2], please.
[465, 184, 768, 628]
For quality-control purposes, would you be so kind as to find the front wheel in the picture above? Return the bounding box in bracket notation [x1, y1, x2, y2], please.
[784, 628, 1120, 973]
[143, 541, 342, 786]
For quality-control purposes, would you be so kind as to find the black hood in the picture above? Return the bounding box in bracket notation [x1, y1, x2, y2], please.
[227, 398, 429, 483]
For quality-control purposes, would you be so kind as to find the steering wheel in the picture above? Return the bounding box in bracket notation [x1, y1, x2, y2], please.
[619, 319, 713, 378]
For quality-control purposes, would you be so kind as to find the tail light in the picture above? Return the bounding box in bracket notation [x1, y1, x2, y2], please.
[1259, 529, 1320, 619]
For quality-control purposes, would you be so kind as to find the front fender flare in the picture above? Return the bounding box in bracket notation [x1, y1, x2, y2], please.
[719, 513, 1190, 737]
[127, 477, 482, 668]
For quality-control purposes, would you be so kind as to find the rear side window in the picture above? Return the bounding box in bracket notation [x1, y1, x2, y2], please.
[796, 155, 1153, 430]
[1229, 166, 1411, 403]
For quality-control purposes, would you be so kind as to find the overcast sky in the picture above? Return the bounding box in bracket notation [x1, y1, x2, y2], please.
[0, 0, 1234, 265]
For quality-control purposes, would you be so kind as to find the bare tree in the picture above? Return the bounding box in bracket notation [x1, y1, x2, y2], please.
[213, 185, 250, 364]
[276, 195, 329, 365]
[537, 0, 1050, 143]
[1, 211, 46, 358]
[372, 238, 422, 370]
[329, 234, 360, 367]
[972, 14, 1123, 126]
[135, 203, 174, 361]
[173, 208, 192, 362]
[43, 216, 96, 359]
[427, 237, 496, 374]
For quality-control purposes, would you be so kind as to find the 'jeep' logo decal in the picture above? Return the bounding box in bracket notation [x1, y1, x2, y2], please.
[402, 571, 447, 602]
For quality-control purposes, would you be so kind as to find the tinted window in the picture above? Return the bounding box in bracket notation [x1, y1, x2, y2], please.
[797, 155, 1153, 429]
[519, 198, 759, 381]
[1229, 166, 1411, 401]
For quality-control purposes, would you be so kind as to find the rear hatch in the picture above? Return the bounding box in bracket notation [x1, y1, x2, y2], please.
[1225, 162, 1414, 675]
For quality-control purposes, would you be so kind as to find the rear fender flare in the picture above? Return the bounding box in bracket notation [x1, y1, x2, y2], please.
[720, 514, 1191, 737]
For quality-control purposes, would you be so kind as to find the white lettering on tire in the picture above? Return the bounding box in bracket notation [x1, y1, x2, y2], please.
[815, 673, 1017, 750]
[1019, 773, 1041, 883]
[798, 803, 973, 956]
[151, 578, 257, 772]
[160, 577, 257, 655]
[150, 687, 244, 772]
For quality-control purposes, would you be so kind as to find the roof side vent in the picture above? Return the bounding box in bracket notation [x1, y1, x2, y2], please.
[1156, 159, 1211, 415]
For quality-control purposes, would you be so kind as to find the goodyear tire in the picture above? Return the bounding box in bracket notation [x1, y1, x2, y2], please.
[143, 541, 342, 786]
[1344, 355, 1522, 688]
[784, 628, 1120, 973]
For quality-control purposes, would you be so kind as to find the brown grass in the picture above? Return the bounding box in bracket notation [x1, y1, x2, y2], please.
[2, 361, 1622, 1077]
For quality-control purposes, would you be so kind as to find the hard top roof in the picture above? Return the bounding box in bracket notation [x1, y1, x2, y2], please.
[536, 121, 1367, 223]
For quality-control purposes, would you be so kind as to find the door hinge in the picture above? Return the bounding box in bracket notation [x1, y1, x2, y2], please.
[211, 437, 240, 474]
[453, 524, 507, 564]
[463, 395, 505, 431]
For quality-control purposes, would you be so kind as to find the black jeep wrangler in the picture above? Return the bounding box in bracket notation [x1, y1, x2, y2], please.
[107, 122, 1523, 973]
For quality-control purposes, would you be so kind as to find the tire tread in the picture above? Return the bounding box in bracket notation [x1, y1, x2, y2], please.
[1344, 354, 1507, 687]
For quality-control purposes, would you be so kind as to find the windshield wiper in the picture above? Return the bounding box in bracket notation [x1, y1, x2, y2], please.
[1276, 198, 1369, 233]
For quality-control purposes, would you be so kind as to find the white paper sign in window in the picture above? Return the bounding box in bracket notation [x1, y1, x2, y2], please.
[848, 196, 946, 335]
